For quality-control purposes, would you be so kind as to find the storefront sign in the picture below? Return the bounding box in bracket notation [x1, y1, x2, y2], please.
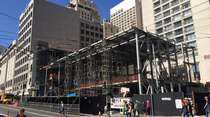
[111, 97, 131, 109]
[204, 55, 210, 59]
[162, 97, 171, 101]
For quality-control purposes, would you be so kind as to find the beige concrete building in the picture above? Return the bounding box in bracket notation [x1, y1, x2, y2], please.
[0, 45, 6, 55]
[102, 18, 119, 38]
[142, 0, 210, 84]
[66, 0, 101, 23]
[0, 40, 17, 93]
[110, 0, 143, 32]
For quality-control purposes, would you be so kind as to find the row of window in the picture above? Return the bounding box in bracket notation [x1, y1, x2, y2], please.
[14, 64, 28, 76]
[19, 3, 33, 24]
[80, 29, 103, 39]
[155, 8, 191, 21]
[18, 28, 31, 46]
[156, 16, 193, 34]
[81, 36, 100, 43]
[14, 73, 28, 84]
[16, 45, 30, 61]
[81, 23, 103, 32]
[19, 13, 32, 35]
[154, 1, 190, 14]
[15, 56, 28, 69]
[5, 80, 12, 88]
[111, 7, 135, 18]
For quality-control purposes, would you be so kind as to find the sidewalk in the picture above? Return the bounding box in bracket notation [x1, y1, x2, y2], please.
[79, 113, 206, 117]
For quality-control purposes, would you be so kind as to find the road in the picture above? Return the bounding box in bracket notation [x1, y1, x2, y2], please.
[0, 104, 61, 117]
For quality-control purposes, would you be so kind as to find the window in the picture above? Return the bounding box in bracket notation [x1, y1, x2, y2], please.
[176, 36, 184, 43]
[163, 10, 170, 17]
[91, 32, 94, 37]
[182, 2, 190, 9]
[188, 41, 196, 47]
[86, 37, 89, 42]
[175, 28, 183, 35]
[163, 4, 170, 10]
[184, 17, 193, 24]
[174, 21, 182, 28]
[154, 1, 160, 8]
[162, 0, 169, 4]
[95, 33, 98, 37]
[173, 14, 181, 21]
[81, 29, 84, 34]
[165, 24, 172, 31]
[159, 35, 164, 39]
[186, 33, 195, 40]
[155, 8, 161, 14]
[95, 27, 98, 31]
[86, 31, 89, 35]
[156, 21, 162, 27]
[81, 36, 84, 41]
[155, 14, 162, 21]
[156, 28, 163, 34]
[172, 0, 179, 6]
[185, 25, 194, 32]
[81, 23, 84, 27]
[100, 28, 103, 32]
[81, 43, 84, 48]
[91, 38, 94, 43]
[86, 24, 89, 29]
[183, 9, 192, 17]
[91, 26, 94, 30]
[164, 18, 171, 24]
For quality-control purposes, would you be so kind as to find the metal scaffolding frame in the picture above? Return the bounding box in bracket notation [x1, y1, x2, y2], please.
[57, 27, 199, 96]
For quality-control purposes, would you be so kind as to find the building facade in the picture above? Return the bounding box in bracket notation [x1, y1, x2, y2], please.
[142, 0, 210, 84]
[102, 18, 119, 38]
[110, 0, 143, 32]
[0, 40, 17, 93]
[0, 45, 6, 55]
[66, 0, 101, 22]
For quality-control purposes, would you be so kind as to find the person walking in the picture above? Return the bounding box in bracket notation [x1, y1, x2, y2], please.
[181, 101, 189, 117]
[106, 100, 111, 117]
[142, 101, 146, 117]
[16, 108, 27, 117]
[133, 102, 138, 117]
[129, 101, 134, 116]
[146, 100, 151, 117]
[122, 101, 125, 115]
[204, 96, 210, 117]
[187, 99, 193, 117]
[97, 102, 102, 116]
[59, 101, 67, 117]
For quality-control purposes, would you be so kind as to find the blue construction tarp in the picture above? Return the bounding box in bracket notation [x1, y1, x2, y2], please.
[66, 93, 77, 97]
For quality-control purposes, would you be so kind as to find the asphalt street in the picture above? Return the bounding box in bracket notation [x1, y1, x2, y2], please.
[0, 104, 61, 117]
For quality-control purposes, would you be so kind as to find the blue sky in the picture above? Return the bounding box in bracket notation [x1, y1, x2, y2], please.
[0, 0, 123, 48]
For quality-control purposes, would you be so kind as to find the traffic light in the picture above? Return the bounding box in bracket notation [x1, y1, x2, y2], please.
[102, 82, 106, 89]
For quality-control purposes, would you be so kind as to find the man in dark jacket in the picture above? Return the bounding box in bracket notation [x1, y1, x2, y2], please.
[181, 101, 189, 117]
[16, 108, 27, 117]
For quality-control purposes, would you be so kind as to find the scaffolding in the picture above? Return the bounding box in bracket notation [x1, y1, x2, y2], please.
[57, 27, 199, 96]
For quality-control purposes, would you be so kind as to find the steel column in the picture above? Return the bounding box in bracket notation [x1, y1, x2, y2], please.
[58, 62, 61, 95]
[166, 38, 173, 92]
[185, 46, 192, 83]
[44, 68, 48, 96]
[135, 29, 142, 95]
[192, 48, 200, 83]
[152, 44, 159, 93]
[181, 43, 188, 82]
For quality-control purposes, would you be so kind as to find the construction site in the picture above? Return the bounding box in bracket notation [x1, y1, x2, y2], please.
[19, 27, 204, 116]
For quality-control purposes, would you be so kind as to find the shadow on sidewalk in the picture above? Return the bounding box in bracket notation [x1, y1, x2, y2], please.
[0, 115, 6, 117]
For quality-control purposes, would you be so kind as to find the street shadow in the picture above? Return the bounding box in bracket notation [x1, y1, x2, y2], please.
[0, 115, 6, 117]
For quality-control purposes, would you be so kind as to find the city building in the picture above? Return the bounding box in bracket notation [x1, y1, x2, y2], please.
[110, 0, 143, 32]
[0, 45, 6, 55]
[102, 18, 119, 38]
[0, 40, 17, 93]
[65, 0, 101, 22]
[0, 0, 103, 96]
[141, 0, 210, 84]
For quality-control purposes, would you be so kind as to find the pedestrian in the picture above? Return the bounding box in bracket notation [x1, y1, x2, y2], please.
[16, 108, 27, 117]
[181, 101, 189, 117]
[146, 100, 151, 117]
[97, 102, 102, 116]
[106, 100, 110, 117]
[204, 96, 210, 117]
[129, 101, 134, 116]
[187, 99, 193, 117]
[122, 101, 125, 115]
[59, 101, 67, 117]
[142, 101, 146, 117]
[133, 102, 138, 117]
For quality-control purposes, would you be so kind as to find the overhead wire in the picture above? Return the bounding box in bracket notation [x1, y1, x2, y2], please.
[0, 12, 19, 21]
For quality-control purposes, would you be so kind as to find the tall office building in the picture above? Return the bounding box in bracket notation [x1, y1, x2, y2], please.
[66, 0, 101, 22]
[0, 40, 17, 93]
[13, 0, 80, 95]
[142, 0, 210, 84]
[0, 45, 6, 55]
[110, 0, 143, 32]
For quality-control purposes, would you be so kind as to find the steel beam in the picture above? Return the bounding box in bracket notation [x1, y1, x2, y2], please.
[192, 48, 200, 83]
[185, 46, 192, 83]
